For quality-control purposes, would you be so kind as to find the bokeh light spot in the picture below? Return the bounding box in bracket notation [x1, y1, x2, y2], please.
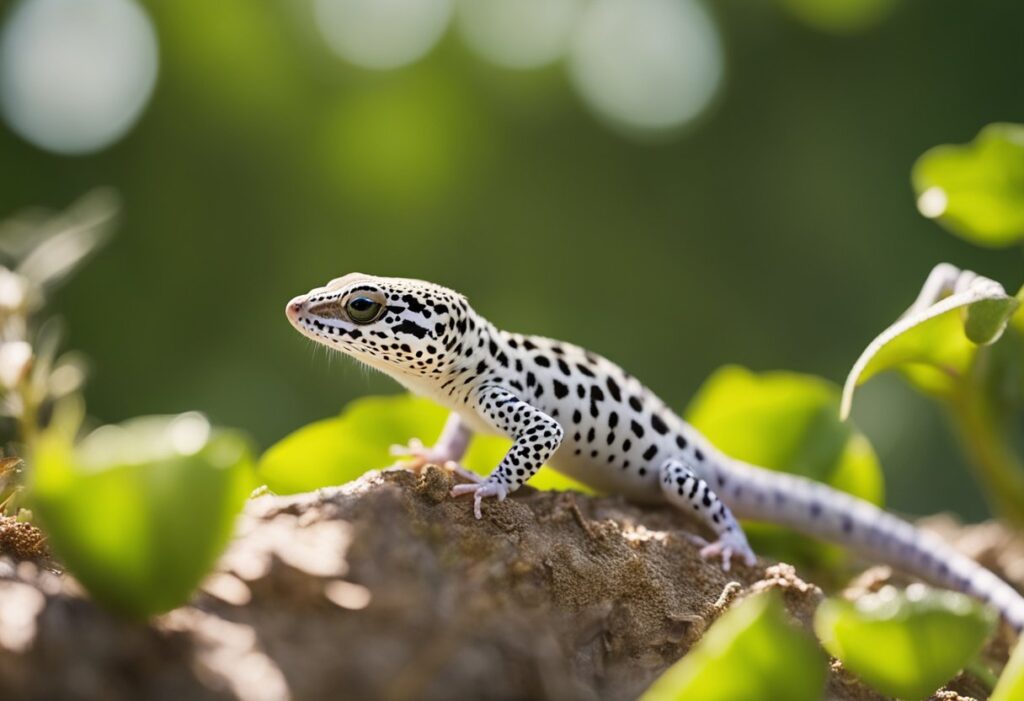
[916, 186, 948, 219]
[314, 0, 453, 70]
[0, 0, 159, 155]
[567, 0, 723, 134]
[456, 0, 584, 70]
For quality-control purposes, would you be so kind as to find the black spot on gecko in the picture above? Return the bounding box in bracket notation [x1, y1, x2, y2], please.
[401, 294, 426, 313]
[534, 355, 551, 367]
[643, 445, 658, 461]
[557, 358, 571, 376]
[392, 320, 429, 339]
[606, 377, 622, 402]
[553, 380, 569, 399]
[630, 420, 645, 438]
[650, 414, 668, 435]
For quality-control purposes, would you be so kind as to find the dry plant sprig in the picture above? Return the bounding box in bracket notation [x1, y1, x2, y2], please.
[0, 190, 119, 514]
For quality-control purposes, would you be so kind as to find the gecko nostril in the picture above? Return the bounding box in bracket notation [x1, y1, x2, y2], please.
[285, 296, 306, 321]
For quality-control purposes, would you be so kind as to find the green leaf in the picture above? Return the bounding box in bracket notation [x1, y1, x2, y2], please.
[912, 123, 1024, 247]
[641, 592, 825, 701]
[29, 413, 255, 618]
[686, 366, 883, 505]
[814, 585, 997, 700]
[992, 637, 1024, 701]
[841, 269, 1019, 418]
[258, 394, 592, 495]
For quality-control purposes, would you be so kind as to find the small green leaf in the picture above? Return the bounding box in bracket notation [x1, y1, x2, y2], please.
[913, 123, 1024, 247]
[965, 296, 1021, 345]
[992, 637, 1024, 701]
[687, 366, 883, 505]
[258, 394, 591, 495]
[29, 413, 255, 618]
[841, 269, 1019, 418]
[814, 585, 997, 700]
[641, 592, 825, 701]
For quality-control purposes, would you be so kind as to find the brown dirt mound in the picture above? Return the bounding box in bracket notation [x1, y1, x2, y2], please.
[0, 467, 1010, 701]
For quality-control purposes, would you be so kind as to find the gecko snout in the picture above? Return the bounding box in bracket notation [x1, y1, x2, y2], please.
[285, 296, 305, 322]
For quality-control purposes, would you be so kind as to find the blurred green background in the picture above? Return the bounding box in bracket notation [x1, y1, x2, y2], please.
[0, 0, 1020, 520]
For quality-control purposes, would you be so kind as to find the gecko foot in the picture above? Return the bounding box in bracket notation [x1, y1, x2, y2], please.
[686, 533, 757, 573]
[450, 481, 508, 519]
[389, 439, 482, 483]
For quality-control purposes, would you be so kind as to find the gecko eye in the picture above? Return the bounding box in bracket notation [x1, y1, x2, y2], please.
[345, 296, 384, 324]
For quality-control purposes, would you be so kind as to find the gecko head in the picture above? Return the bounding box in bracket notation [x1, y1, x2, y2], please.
[286, 273, 468, 376]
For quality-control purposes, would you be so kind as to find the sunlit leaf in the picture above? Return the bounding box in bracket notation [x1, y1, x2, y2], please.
[841, 268, 1019, 419]
[992, 636, 1024, 701]
[641, 592, 825, 701]
[814, 585, 996, 700]
[779, 0, 900, 34]
[687, 366, 883, 504]
[30, 413, 255, 618]
[258, 394, 591, 495]
[913, 123, 1024, 247]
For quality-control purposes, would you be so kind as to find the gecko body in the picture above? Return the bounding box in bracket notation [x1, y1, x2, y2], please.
[286, 273, 1024, 630]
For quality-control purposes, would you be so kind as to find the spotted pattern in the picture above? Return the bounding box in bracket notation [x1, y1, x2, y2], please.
[474, 385, 563, 492]
[660, 459, 737, 535]
[288, 273, 1024, 630]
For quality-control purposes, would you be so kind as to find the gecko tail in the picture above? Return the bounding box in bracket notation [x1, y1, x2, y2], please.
[720, 458, 1024, 632]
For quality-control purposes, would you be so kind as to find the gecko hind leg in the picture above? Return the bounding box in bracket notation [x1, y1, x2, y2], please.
[660, 458, 756, 572]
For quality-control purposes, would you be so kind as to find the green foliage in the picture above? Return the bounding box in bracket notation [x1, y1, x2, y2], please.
[30, 413, 255, 618]
[258, 394, 591, 495]
[841, 269, 1024, 524]
[687, 366, 883, 502]
[686, 366, 883, 567]
[912, 123, 1024, 247]
[993, 637, 1024, 701]
[640, 593, 825, 701]
[814, 586, 996, 700]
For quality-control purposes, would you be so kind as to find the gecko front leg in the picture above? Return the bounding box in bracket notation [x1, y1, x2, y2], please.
[390, 412, 481, 483]
[660, 458, 756, 571]
[450, 385, 563, 519]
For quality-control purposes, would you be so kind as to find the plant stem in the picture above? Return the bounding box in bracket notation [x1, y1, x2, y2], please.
[948, 391, 1024, 527]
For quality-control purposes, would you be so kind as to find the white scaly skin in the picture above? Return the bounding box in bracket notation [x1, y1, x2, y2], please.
[286, 272, 1024, 630]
